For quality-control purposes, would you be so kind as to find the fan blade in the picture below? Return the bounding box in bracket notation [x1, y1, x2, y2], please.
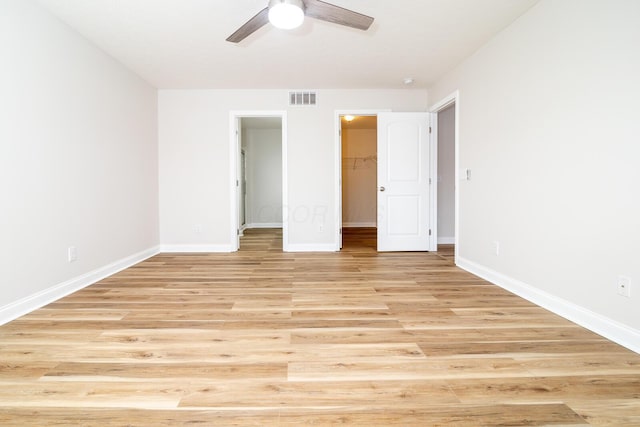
[303, 0, 374, 31]
[226, 7, 270, 43]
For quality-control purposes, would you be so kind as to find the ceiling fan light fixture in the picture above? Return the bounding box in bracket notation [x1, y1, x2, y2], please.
[268, 0, 305, 30]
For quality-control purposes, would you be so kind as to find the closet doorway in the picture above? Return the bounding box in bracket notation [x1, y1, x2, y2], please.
[339, 114, 378, 249]
[335, 109, 436, 252]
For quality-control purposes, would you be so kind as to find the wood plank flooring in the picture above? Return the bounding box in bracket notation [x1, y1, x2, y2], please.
[1, 228, 639, 426]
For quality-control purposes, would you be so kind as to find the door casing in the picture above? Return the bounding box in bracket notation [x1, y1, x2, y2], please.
[334, 110, 389, 250]
[229, 111, 288, 251]
[334, 109, 436, 252]
[430, 90, 460, 261]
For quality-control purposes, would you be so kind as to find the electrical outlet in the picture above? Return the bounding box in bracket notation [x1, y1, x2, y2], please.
[194, 224, 203, 234]
[493, 241, 500, 256]
[67, 246, 77, 263]
[617, 275, 631, 297]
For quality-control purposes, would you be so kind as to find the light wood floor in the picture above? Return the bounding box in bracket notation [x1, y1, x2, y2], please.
[1, 228, 639, 426]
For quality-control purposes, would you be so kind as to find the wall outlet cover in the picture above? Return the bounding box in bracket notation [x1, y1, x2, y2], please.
[617, 275, 631, 298]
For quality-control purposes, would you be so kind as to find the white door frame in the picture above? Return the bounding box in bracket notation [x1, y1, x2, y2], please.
[229, 111, 288, 252]
[428, 112, 438, 252]
[429, 90, 460, 260]
[334, 109, 436, 252]
[334, 109, 390, 251]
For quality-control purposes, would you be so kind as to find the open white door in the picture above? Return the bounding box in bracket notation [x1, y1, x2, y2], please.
[377, 112, 431, 251]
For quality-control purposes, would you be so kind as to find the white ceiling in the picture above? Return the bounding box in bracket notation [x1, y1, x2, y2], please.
[37, 0, 539, 89]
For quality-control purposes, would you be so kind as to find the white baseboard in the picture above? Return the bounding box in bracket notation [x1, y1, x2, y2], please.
[245, 223, 283, 229]
[343, 222, 376, 228]
[456, 256, 640, 354]
[0, 246, 160, 326]
[438, 236, 455, 244]
[285, 243, 337, 252]
[159, 244, 235, 253]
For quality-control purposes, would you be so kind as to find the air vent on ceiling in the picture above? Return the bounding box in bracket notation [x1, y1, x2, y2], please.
[289, 91, 318, 106]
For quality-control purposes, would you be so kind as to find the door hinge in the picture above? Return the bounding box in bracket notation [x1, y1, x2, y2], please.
[429, 229, 432, 236]
[429, 126, 432, 134]
[237, 229, 240, 236]
[236, 179, 239, 187]
[429, 178, 432, 185]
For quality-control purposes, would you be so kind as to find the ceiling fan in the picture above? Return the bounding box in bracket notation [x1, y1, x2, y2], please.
[226, 0, 374, 43]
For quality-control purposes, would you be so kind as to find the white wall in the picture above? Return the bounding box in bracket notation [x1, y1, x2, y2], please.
[437, 105, 455, 242]
[0, 0, 159, 322]
[158, 90, 428, 250]
[342, 128, 377, 227]
[243, 127, 283, 227]
[429, 0, 640, 349]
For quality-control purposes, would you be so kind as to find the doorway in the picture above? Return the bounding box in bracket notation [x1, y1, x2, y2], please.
[430, 91, 459, 260]
[436, 104, 455, 245]
[340, 114, 378, 249]
[335, 110, 436, 252]
[230, 111, 288, 251]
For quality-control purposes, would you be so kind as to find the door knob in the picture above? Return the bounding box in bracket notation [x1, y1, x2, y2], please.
[379, 186, 385, 192]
